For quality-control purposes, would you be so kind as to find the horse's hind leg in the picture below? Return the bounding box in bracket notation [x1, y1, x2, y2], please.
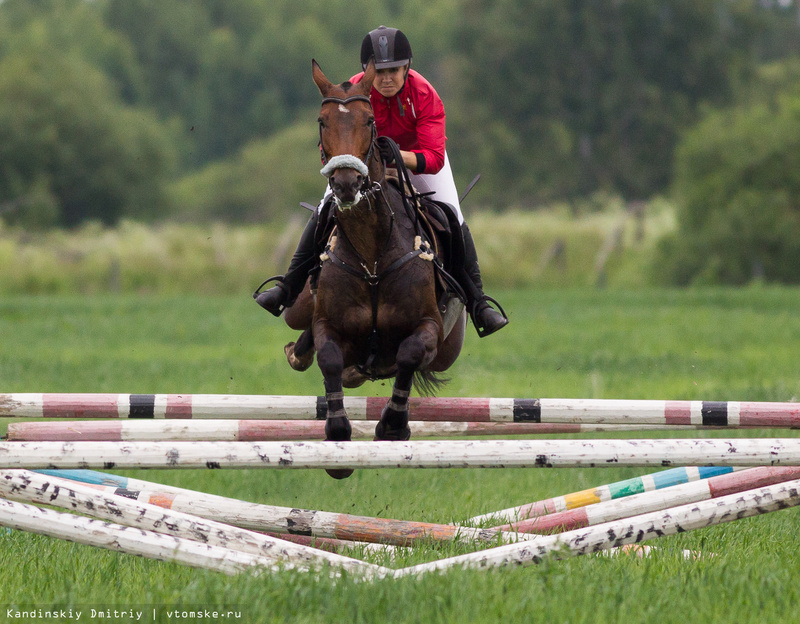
[376, 320, 440, 441]
[315, 332, 353, 479]
[282, 284, 317, 371]
[284, 328, 315, 371]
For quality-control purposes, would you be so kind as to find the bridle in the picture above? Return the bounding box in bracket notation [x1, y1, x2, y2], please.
[318, 94, 378, 186]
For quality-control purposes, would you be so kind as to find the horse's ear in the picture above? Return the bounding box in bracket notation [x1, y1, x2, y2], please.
[359, 58, 376, 94]
[312, 59, 333, 96]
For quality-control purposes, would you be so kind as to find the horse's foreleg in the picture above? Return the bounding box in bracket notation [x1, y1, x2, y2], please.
[376, 319, 440, 441]
[315, 332, 355, 480]
[316, 339, 351, 442]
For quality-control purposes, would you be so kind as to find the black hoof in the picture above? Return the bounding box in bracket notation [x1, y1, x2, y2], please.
[325, 468, 355, 480]
[325, 415, 353, 479]
[324, 416, 352, 442]
[374, 406, 411, 441]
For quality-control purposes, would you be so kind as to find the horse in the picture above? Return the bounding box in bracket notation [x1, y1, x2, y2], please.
[280, 60, 466, 478]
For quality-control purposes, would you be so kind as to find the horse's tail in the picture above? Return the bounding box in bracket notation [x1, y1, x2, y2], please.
[412, 369, 448, 397]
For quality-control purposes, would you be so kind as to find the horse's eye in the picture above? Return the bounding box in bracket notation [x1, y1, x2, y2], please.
[367, 117, 375, 127]
[318, 118, 325, 128]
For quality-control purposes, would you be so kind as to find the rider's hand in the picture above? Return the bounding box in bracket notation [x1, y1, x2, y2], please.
[378, 142, 396, 166]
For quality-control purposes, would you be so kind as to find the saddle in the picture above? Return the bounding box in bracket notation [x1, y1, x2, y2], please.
[412, 193, 468, 338]
[387, 173, 464, 290]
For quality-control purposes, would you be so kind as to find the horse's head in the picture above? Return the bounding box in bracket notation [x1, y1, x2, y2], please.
[313, 59, 378, 209]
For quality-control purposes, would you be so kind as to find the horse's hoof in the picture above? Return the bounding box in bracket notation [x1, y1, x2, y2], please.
[374, 410, 411, 441]
[325, 415, 352, 441]
[285, 342, 314, 371]
[325, 468, 355, 480]
[375, 403, 411, 441]
[324, 415, 354, 479]
[374, 421, 411, 441]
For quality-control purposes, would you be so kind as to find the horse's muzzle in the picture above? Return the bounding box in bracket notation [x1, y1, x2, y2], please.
[330, 169, 364, 208]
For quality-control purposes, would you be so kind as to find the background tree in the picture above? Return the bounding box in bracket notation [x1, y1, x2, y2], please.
[1, 0, 800, 232]
[655, 61, 800, 285]
[0, 47, 175, 227]
[448, 0, 766, 207]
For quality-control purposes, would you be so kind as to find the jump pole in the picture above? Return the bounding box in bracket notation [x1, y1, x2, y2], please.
[391, 477, 800, 577]
[468, 465, 743, 525]
[4, 419, 708, 442]
[3, 393, 800, 427]
[0, 497, 291, 576]
[0, 469, 386, 576]
[27, 468, 400, 556]
[36, 469, 538, 548]
[261, 532, 402, 556]
[3, 439, 800, 470]
[497, 465, 800, 534]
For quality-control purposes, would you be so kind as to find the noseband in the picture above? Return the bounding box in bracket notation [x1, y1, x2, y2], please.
[318, 95, 377, 182]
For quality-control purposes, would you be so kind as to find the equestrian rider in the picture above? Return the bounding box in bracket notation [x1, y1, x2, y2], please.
[255, 25, 509, 337]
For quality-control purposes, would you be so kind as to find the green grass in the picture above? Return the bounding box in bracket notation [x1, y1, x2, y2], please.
[1, 287, 800, 623]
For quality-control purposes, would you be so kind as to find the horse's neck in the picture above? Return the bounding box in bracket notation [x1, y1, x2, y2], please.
[337, 205, 395, 265]
[335, 154, 408, 264]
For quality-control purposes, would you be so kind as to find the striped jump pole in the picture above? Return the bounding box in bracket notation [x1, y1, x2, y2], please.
[391, 477, 800, 577]
[36, 469, 536, 548]
[3, 393, 800, 427]
[469, 465, 742, 526]
[0, 469, 387, 576]
[498, 466, 800, 534]
[29, 469, 399, 556]
[3, 439, 800, 470]
[0, 497, 290, 576]
[3, 419, 706, 442]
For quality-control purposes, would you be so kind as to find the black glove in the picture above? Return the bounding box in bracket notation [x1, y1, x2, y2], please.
[378, 142, 396, 165]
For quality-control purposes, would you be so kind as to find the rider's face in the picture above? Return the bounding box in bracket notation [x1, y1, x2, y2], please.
[374, 65, 407, 98]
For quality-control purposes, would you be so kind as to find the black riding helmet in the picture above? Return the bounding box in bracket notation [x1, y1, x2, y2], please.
[360, 26, 412, 70]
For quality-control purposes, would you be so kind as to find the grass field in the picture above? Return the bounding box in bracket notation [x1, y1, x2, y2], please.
[1, 287, 800, 623]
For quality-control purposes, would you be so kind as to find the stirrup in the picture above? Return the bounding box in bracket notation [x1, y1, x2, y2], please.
[253, 275, 289, 315]
[470, 295, 509, 338]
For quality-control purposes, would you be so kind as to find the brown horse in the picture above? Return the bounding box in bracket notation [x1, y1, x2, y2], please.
[282, 60, 466, 478]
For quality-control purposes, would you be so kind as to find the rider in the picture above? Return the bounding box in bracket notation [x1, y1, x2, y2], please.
[255, 25, 508, 337]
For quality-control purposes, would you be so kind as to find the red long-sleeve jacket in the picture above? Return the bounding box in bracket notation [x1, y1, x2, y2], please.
[350, 69, 447, 175]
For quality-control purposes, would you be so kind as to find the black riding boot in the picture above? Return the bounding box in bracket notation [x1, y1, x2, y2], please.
[254, 210, 320, 316]
[459, 223, 509, 337]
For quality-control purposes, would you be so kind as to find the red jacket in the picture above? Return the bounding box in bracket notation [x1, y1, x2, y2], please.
[350, 69, 446, 174]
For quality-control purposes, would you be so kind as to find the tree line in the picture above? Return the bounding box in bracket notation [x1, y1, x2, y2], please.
[1, 0, 800, 284]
